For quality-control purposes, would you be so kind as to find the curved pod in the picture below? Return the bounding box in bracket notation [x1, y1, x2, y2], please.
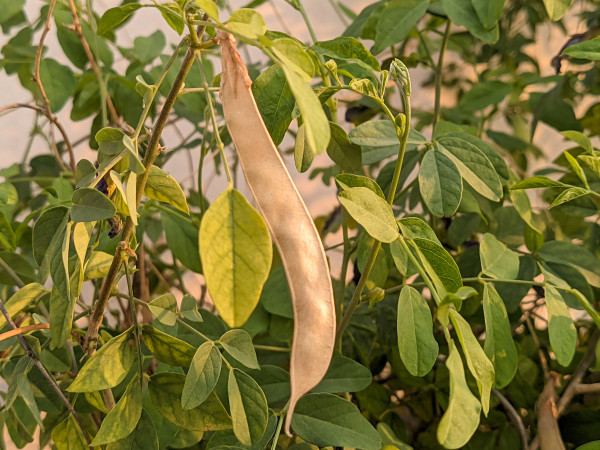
[218, 31, 335, 434]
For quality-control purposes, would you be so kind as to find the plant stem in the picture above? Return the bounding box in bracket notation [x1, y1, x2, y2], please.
[0, 298, 92, 447]
[83, 28, 203, 354]
[271, 413, 285, 450]
[123, 259, 144, 383]
[432, 20, 451, 133]
[0, 323, 50, 342]
[335, 208, 351, 326]
[133, 37, 187, 141]
[296, 0, 318, 43]
[335, 89, 412, 347]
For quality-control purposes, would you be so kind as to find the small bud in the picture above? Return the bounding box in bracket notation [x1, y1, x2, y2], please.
[389, 58, 411, 97]
[365, 287, 386, 307]
[395, 113, 406, 132]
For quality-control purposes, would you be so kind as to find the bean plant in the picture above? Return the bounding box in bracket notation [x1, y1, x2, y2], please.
[1, 0, 600, 449]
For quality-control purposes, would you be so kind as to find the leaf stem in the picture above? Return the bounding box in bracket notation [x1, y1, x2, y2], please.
[432, 20, 451, 133]
[271, 413, 285, 450]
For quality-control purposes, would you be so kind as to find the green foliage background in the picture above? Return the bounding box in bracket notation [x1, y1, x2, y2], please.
[1, 0, 600, 449]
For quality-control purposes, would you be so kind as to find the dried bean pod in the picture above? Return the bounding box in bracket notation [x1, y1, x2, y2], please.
[217, 30, 335, 434]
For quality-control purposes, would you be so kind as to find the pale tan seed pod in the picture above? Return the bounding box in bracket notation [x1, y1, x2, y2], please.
[217, 30, 336, 435]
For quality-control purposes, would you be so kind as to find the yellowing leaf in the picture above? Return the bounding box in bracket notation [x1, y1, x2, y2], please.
[199, 188, 272, 327]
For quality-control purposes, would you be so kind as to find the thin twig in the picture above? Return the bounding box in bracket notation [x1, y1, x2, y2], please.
[32, 0, 76, 176]
[492, 389, 529, 450]
[431, 20, 451, 133]
[0, 323, 50, 342]
[66, 0, 119, 126]
[0, 103, 74, 175]
[0, 298, 92, 447]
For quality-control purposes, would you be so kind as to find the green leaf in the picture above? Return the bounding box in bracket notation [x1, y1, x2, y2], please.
[259, 266, 293, 318]
[313, 356, 373, 393]
[97, 4, 142, 35]
[39, 59, 75, 113]
[182, 342, 222, 410]
[397, 286, 438, 377]
[545, 285, 577, 366]
[144, 165, 190, 215]
[271, 38, 314, 82]
[51, 416, 88, 450]
[148, 293, 178, 326]
[543, 0, 573, 20]
[83, 251, 113, 280]
[291, 393, 382, 449]
[377, 423, 412, 449]
[160, 207, 202, 273]
[441, 0, 499, 43]
[280, 64, 331, 154]
[510, 175, 568, 190]
[181, 294, 204, 322]
[0, 0, 24, 24]
[68, 330, 135, 392]
[228, 368, 269, 446]
[0, 283, 47, 329]
[412, 238, 462, 295]
[338, 187, 398, 243]
[437, 340, 481, 449]
[537, 240, 600, 287]
[550, 187, 589, 208]
[199, 189, 272, 327]
[92, 376, 143, 446]
[449, 310, 494, 414]
[32, 206, 70, 266]
[562, 130, 593, 153]
[220, 329, 260, 370]
[313, 37, 380, 71]
[227, 9, 266, 39]
[327, 122, 362, 171]
[192, 0, 220, 22]
[398, 217, 441, 245]
[294, 124, 315, 173]
[480, 233, 519, 280]
[564, 151, 589, 188]
[483, 284, 518, 388]
[418, 150, 462, 217]
[141, 325, 196, 367]
[252, 65, 294, 145]
[107, 410, 159, 450]
[437, 137, 502, 201]
[563, 38, 600, 60]
[149, 372, 232, 431]
[71, 188, 117, 222]
[335, 174, 385, 198]
[372, 0, 429, 55]
[459, 80, 512, 112]
[472, 0, 505, 29]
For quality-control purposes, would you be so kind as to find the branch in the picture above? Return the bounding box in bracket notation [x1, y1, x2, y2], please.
[0, 299, 91, 447]
[32, 0, 76, 176]
[535, 372, 565, 450]
[0, 103, 74, 176]
[530, 331, 600, 450]
[492, 389, 529, 450]
[83, 26, 206, 354]
[0, 323, 50, 342]
[66, 0, 119, 126]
